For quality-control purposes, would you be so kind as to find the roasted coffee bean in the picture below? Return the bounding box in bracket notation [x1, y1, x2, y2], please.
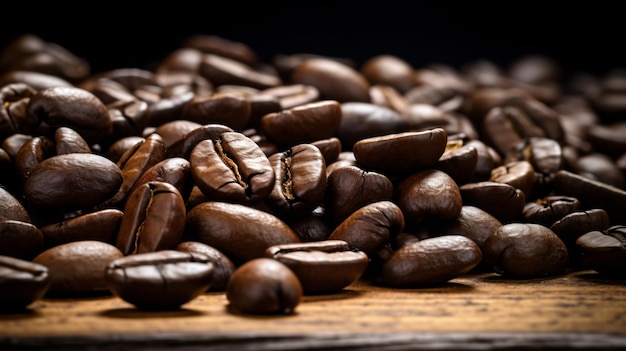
[0, 186, 30, 223]
[183, 35, 259, 67]
[291, 57, 370, 103]
[489, 160, 536, 200]
[337, 102, 406, 150]
[0, 220, 43, 260]
[14, 135, 55, 184]
[200, 54, 281, 90]
[553, 170, 626, 225]
[39, 209, 124, 248]
[166, 123, 234, 159]
[259, 84, 320, 110]
[176, 241, 235, 292]
[265, 240, 369, 294]
[107, 99, 150, 141]
[361, 55, 417, 94]
[286, 207, 333, 242]
[33, 240, 124, 296]
[523, 196, 581, 227]
[550, 209, 610, 261]
[369, 84, 410, 113]
[585, 121, 626, 158]
[152, 120, 202, 149]
[395, 169, 463, 227]
[353, 128, 448, 175]
[260, 100, 342, 147]
[434, 141, 478, 185]
[378, 235, 482, 287]
[182, 93, 252, 131]
[116, 181, 186, 255]
[0, 83, 37, 139]
[186, 201, 301, 264]
[460, 181, 526, 223]
[482, 223, 569, 279]
[482, 106, 545, 157]
[26, 86, 112, 145]
[23, 153, 123, 212]
[2, 133, 33, 160]
[103, 133, 165, 208]
[53, 126, 91, 155]
[464, 139, 501, 182]
[190, 131, 274, 204]
[129, 157, 194, 201]
[105, 250, 214, 310]
[311, 137, 342, 165]
[431, 205, 503, 251]
[576, 226, 626, 277]
[0, 255, 50, 312]
[328, 200, 404, 256]
[226, 257, 302, 315]
[107, 136, 144, 163]
[0, 71, 72, 91]
[573, 152, 626, 190]
[266, 143, 327, 217]
[326, 165, 394, 225]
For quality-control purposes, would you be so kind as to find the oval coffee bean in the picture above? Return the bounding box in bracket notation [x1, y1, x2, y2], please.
[328, 200, 404, 256]
[39, 209, 124, 248]
[379, 235, 483, 288]
[226, 257, 302, 315]
[186, 201, 301, 264]
[116, 181, 186, 255]
[176, 241, 236, 292]
[482, 223, 569, 279]
[0, 220, 44, 260]
[576, 226, 626, 277]
[353, 127, 448, 175]
[0, 255, 50, 312]
[105, 250, 214, 310]
[32, 240, 124, 296]
[265, 240, 369, 294]
[23, 153, 123, 211]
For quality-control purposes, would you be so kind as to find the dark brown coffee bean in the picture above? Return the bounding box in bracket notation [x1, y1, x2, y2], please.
[328, 200, 404, 256]
[573, 152, 626, 190]
[152, 120, 202, 149]
[190, 131, 275, 204]
[0, 71, 72, 91]
[0, 255, 50, 312]
[311, 137, 342, 165]
[226, 257, 302, 315]
[116, 181, 186, 255]
[291, 57, 370, 103]
[26, 86, 112, 145]
[353, 127, 448, 175]
[107, 136, 144, 163]
[182, 93, 252, 131]
[186, 201, 301, 264]
[32, 240, 124, 296]
[266, 143, 327, 217]
[265, 240, 369, 294]
[482, 106, 545, 156]
[361, 55, 416, 94]
[129, 157, 194, 201]
[482, 223, 569, 279]
[337, 102, 406, 150]
[105, 250, 214, 310]
[0, 83, 37, 139]
[0, 220, 43, 260]
[176, 241, 235, 292]
[0, 187, 30, 223]
[107, 99, 151, 141]
[434, 205, 504, 251]
[576, 226, 626, 277]
[183, 35, 259, 67]
[53, 126, 91, 155]
[260, 100, 342, 147]
[464, 139, 501, 182]
[14, 135, 55, 185]
[166, 123, 235, 159]
[553, 170, 626, 225]
[523, 196, 581, 227]
[395, 169, 463, 227]
[23, 153, 123, 212]
[39, 209, 124, 248]
[286, 208, 333, 243]
[379, 235, 482, 287]
[585, 121, 626, 158]
[326, 165, 394, 224]
[490, 160, 536, 200]
[369, 84, 410, 114]
[201, 53, 281, 90]
[460, 181, 526, 223]
[434, 141, 479, 185]
[259, 84, 320, 110]
[550, 209, 610, 257]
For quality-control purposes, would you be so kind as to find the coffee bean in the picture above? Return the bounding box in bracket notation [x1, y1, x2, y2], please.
[0, 255, 50, 312]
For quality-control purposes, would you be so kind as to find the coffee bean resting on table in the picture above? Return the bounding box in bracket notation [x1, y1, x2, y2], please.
[1, 33, 626, 314]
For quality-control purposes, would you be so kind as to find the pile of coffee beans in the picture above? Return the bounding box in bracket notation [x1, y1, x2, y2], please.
[1, 34, 625, 314]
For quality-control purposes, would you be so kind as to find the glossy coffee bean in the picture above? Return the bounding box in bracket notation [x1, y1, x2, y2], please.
[489, 160, 536, 200]
[395, 169, 463, 227]
[434, 141, 478, 185]
[22, 153, 123, 212]
[0, 220, 43, 260]
[265, 240, 369, 294]
[200, 54, 281, 90]
[182, 93, 252, 131]
[0, 255, 50, 312]
[328, 200, 404, 256]
[105, 250, 214, 310]
[0, 186, 31, 223]
[379, 235, 483, 287]
[353, 127, 448, 175]
[116, 181, 186, 255]
[190, 131, 275, 204]
[337, 102, 406, 150]
[33, 240, 124, 296]
[226, 258, 302, 315]
[523, 196, 580, 227]
[266, 143, 327, 217]
[129, 157, 194, 201]
[460, 181, 526, 223]
[361, 55, 417, 94]
[176, 241, 235, 292]
[165, 123, 234, 159]
[39, 209, 124, 248]
[186, 201, 301, 264]
[432, 205, 503, 251]
[482, 223, 569, 279]
[576, 226, 626, 277]
[53, 126, 91, 155]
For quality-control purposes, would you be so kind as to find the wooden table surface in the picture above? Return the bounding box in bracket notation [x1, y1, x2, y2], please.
[2, 269, 626, 350]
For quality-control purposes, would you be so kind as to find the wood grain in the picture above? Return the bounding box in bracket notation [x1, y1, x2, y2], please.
[1, 270, 625, 350]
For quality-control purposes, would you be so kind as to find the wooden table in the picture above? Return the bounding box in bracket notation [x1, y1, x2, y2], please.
[2, 270, 625, 350]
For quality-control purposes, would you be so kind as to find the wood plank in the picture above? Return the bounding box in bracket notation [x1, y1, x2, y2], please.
[1, 270, 626, 350]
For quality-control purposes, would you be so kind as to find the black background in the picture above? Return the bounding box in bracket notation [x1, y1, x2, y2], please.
[1, 2, 624, 79]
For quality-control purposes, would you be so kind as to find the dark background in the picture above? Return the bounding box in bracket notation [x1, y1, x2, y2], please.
[1, 2, 624, 79]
